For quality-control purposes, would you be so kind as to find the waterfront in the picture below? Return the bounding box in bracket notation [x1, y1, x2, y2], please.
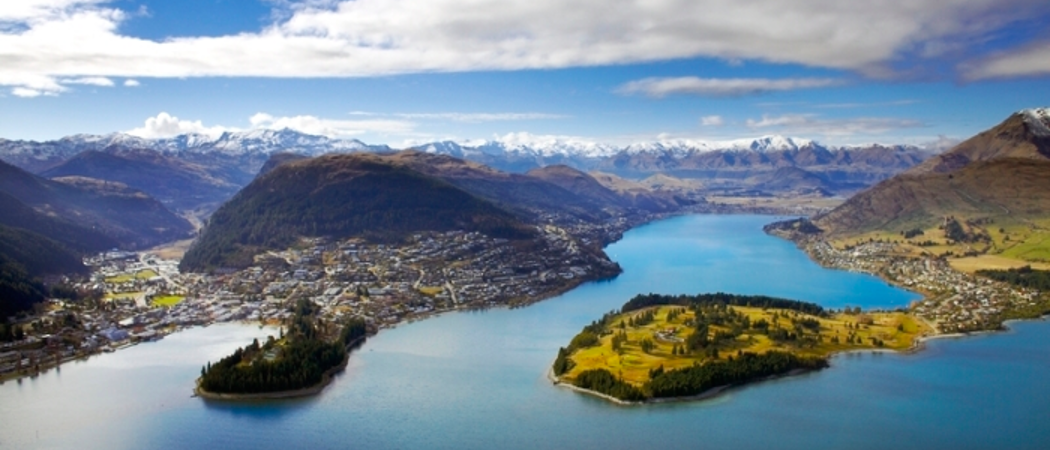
[2, 215, 1048, 450]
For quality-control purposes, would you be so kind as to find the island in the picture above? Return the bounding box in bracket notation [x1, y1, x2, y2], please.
[551, 293, 931, 403]
[195, 299, 369, 400]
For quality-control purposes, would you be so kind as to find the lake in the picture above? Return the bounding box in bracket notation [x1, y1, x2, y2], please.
[2, 215, 1047, 450]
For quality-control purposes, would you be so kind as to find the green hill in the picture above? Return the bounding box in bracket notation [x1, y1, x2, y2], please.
[180, 154, 534, 272]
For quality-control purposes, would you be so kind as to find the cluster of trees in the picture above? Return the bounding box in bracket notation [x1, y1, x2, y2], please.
[0, 257, 47, 319]
[901, 228, 925, 239]
[977, 266, 1050, 291]
[645, 351, 828, 399]
[0, 320, 25, 342]
[199, 300, 369, 394]
[198, 337, 346, 394]
[627, 309, 656, 327]
[570, 351, 828, 402]
[572, 369, 647, 402]
[552, 347, 575, 376]
[340, 317, 368, 346]
[621, 293, 825, 317]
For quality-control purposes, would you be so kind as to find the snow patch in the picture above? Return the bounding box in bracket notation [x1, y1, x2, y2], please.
[1021, 108, 1050, 138]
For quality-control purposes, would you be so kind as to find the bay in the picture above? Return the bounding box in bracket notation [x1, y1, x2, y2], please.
[2, 215, 1047, 450]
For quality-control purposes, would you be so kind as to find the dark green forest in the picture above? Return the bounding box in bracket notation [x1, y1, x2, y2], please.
[978, 266, 1050, 291]
[199, 299, 369, 395]
[0, 224, 90, 318]
[645, 351, 828, 398]
[620, 292, 827, 316]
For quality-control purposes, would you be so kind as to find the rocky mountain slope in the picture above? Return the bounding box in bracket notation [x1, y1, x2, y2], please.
[815, 109, 1050, 236]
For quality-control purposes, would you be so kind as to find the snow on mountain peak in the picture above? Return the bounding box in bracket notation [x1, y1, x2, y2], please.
[1021, 108, 1050, 137]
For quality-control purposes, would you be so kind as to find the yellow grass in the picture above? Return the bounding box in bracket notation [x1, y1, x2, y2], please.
[949, 255, 1050, 274]
[831, 216, 1050, 270]
[562, 305, 931, 387]
[417, 286, 444, 296]
[105, 269, 159, 284]
[152, 295, 185, 307]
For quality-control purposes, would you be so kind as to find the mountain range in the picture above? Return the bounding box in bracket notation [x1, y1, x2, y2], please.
[0, 130, 935, 210]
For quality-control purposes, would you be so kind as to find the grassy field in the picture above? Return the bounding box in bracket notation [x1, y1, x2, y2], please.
[561, 305, 931, 387]
[152, 295, 185, 307]
[950, 255, 1050, 273]
[417, 286, 444, 296]
[105, 269, 159, 284]
[828, 217, 1050, 271]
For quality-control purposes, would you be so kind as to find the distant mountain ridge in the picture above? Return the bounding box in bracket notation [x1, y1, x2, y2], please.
[1, 129, 931, 175]
[0, 159, 194, 250]
[814, 108, 1050, 236]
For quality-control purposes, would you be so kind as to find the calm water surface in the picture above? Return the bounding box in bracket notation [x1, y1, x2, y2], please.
[2, 215, 1047, 450]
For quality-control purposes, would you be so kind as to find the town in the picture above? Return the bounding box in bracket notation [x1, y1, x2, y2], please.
[803, 240, 1046, 333]
[1, 220, 628, 381]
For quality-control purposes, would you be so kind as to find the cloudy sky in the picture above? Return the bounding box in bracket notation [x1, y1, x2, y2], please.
[2, 0, 1049, 147]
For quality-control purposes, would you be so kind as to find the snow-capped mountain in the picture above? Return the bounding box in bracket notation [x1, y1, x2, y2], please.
[0, 128, 933, 193]
[0, 128, 390, 171]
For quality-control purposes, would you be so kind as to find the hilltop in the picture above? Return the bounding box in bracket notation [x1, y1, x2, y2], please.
[180, 153, 535, 272]
[794, 109, 1050, 270]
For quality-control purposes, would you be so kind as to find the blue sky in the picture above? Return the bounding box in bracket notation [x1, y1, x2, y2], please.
[2, 0, 1050, 148]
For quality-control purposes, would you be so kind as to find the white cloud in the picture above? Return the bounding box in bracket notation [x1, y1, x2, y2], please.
[123, 78, 139, 87]
[745, 113, 924, 136]
[2, 0, 1047, 95]
[350, 111, 567, 122]
[12, 87, 48, 97]
[700, 115, 725, 127]
[618, 77, 843, 98]
[61, 76, 113, 86]
[962, 40, 1050, 80]
[249, 113, 414, 137]
[400, 112, 566, 122]
[127, 112, 232, 139]
[124, 111, 416, 140]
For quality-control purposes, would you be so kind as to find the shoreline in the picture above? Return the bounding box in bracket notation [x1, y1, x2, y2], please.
[547, 364, 817, 406]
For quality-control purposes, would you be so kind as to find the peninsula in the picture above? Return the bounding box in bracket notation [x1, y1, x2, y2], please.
[195, 298, 368, 400]
[551, 293, 931, 403]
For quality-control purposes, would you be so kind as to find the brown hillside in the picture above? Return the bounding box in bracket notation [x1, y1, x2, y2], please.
[909, 113, 1050, 174]
[815, 158, 1050, 234]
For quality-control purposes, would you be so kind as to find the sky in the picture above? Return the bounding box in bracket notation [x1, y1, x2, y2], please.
[1, 0, 1050, 148]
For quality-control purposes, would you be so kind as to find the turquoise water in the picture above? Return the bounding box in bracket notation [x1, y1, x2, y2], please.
[2, 215, 1048, 450]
